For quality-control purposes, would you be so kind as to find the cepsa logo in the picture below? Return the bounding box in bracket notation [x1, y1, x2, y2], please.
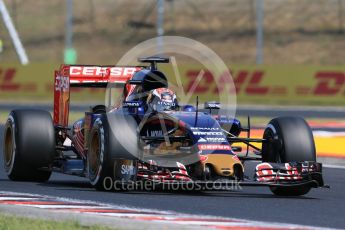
[69, 66, 139, 78]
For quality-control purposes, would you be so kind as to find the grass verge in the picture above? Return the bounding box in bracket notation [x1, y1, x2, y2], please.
[0, 212, 113, 230]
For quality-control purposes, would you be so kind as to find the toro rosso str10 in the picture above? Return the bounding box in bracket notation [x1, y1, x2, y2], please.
[3, 57, 325, 196]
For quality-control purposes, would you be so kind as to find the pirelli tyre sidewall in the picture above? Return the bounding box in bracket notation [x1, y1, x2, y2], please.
[87, 117, 110, 190]
[3, 110, 55, 182]
[262, 116, 316, 196]
[87, 115, 139, 190]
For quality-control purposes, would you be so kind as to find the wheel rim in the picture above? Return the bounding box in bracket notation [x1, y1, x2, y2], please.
[88, 131, 101, 180]
[4, 126, 14, 168]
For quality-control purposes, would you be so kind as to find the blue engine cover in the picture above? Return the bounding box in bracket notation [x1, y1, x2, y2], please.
[172, 112, 235, 155]
[214, 115, 241, 137]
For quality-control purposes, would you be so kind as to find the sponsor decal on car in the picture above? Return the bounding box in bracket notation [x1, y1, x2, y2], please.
[192, 127, 223, 136]
[255, 162, 304, 182]
[198, 137, 227, 143]
[121, 164, 136, 175]
[191, 127, 220, 131]
[198, 137, 207, 143]
[146, 130, 163, 137]
[123, 101, 141, 107]
[55, 75, 69, 92]
[69, 66, 138, 77]
[206, 137, 227, 142]
[157, 101, 176, 106]
[198, 144, 231, 150]
[204, 102, 220, 109]
[193, 131, 223, 136]
[255, 163, 275, 182]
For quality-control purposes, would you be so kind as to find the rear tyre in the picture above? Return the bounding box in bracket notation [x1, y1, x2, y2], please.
[262, 116, 316, 196]
[3, 110, 55, 182]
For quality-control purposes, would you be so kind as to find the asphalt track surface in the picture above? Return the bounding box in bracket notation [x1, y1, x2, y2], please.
[0, 125, 344, 229]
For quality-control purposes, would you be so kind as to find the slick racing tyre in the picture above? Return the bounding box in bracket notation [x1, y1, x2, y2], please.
[87, 115, 139, 190]
[3, 110, 55, 182]
[262, 116, 316, 196]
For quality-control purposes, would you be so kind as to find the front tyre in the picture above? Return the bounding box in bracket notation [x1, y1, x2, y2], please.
[87, 115, 139, 191]
[87, 117, 113, 190]
[262, 116, 316, 196]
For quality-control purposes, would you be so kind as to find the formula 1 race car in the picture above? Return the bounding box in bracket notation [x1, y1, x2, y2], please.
[3, 57, 325, 196]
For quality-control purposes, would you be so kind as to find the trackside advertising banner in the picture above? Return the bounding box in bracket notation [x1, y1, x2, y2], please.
[0, 64, 105, 102]
[1, 63, 345, 105]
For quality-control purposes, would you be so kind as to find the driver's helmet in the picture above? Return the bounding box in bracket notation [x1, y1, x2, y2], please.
[147, 88, 179, 111]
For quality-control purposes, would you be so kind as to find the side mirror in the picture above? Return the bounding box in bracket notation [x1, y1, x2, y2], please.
[204, 101, 220, 110]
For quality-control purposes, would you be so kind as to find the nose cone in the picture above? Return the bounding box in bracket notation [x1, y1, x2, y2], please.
[204, 154, 243, 177]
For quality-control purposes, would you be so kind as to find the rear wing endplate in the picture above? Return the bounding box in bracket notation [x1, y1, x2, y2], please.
[53, 65, 143, 127]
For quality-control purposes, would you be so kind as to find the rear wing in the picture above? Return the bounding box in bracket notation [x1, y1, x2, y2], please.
[54, 64, 143, 127]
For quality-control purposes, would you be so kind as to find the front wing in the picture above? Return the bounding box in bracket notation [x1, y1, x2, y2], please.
[254, 161, 324, 187]
[132, 161, 324, 190]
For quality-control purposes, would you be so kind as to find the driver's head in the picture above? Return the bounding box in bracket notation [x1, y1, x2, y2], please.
[147, 88, 179, 111]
